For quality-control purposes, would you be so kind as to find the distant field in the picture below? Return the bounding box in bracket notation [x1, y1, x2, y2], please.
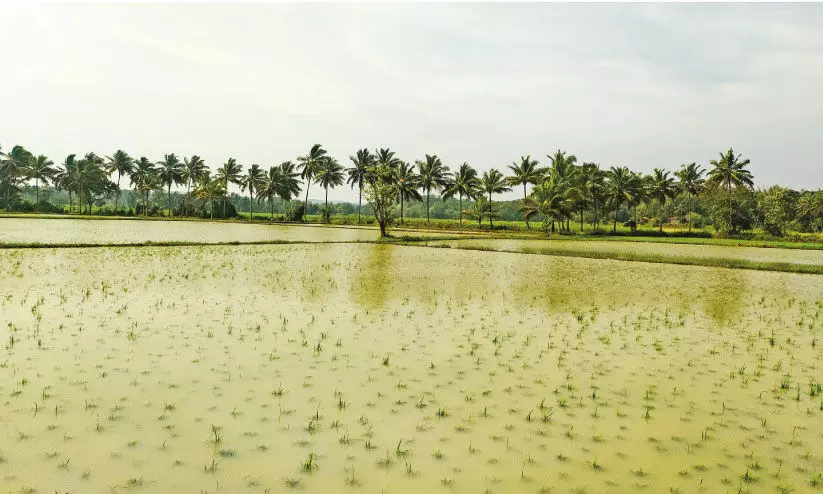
[2, 213, 822, 251]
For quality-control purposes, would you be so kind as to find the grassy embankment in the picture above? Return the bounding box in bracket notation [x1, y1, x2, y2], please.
[1, 236, 821, 275]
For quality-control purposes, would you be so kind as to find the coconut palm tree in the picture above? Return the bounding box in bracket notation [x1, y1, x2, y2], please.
[647, 168, 678, 232]
[193, 172, 225, 220]
[240, 164, 267, 220]
[216, 157, 243, 218]
[578, 162, 606, 231]
[416, 154, 449, 222]
[605, 166, 636, 233]
[54, 154, 78, 213]
[130, 157, 157, 216]
[521, 176, 572, 233]
[507, 155, 546, 229]
[347, 148, 375, 223]
[708, 148, 753, 232]
[479, 168, 511, 229]
[375, 148, 401, 168]
[259, 161, 302, 221]
[182, 155, 207, 214]
[464, 197, 491, 229]
[1, 145, 32, 210]
[314, 157, 345, 222]
[157, 154, 184, 217]
[297, 144, 327, 218]
[105, 150, 134, 213]
[547, 150, 578, 231]
[442, 162, 479, 227]
[76, 153, 110, 214]
[23, 154, 56, 208]
[392, 160, 421, 225]
[676, 163, 705, 233]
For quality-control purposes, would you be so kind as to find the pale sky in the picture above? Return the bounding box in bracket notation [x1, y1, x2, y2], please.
[1, 1, 822, 202]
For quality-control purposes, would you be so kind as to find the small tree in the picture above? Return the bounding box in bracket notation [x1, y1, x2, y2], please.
[364, 162, 397, 237]
[759, 186, 794, 236]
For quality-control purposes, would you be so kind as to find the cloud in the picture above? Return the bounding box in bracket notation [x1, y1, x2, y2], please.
[0, 2, 821, 201]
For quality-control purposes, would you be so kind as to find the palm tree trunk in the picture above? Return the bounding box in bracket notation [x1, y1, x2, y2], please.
[488, 192, 494, 229]
[659, 201, 664, 233]
[303, 180, 310, 222]
[324, 186, 329, 223]
[68, 191, 72, 214]
[593, 199, 597, 229]
[426, 190, 430, 223]
[224, 179, 229, 218]
[168, 183, 172, 217]
[459, 193, 463, 228]
[400, 195, 405, 225]
[35, 179, 39, 210]
[358, 186, 362, 224]
[249, 189, 253, 221]
[688, 193, 692, 233]
[115, 171, 121, 214]
[728, 183, 733, 232]
[270, 198, 274, 221]
[523, 183, 530, 229]
[184, 177, 190, 216]
[580, 209, 584, 233]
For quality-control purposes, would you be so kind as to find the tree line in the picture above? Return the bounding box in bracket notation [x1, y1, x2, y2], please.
[1, 143, 821, 236]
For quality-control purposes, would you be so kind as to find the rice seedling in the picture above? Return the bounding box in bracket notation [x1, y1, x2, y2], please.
[0, 239, 819, 492]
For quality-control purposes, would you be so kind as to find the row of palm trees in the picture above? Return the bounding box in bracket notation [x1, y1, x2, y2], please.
[1, 142, 757, 232]
[507, 148, 754, 233]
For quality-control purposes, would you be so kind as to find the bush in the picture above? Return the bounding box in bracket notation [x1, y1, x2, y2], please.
[284, 201, 305, 222]
[320, 205, 332, 223]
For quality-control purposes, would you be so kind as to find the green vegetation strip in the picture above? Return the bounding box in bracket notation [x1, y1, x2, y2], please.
[411, 242, 823, 275]
[2, 236, 820, 274]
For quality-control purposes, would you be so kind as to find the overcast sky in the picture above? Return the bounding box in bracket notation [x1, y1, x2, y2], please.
[1, 2, 821, 202]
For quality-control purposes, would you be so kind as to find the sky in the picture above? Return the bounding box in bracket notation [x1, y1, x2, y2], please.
[1, 2, 822, 202]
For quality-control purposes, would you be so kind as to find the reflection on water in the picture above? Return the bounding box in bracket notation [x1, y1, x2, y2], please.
[698, 268, 747, 326]
[352, 243, 394, 310]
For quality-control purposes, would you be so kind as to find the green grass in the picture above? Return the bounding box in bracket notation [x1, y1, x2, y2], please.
[405, 242, 823, 275]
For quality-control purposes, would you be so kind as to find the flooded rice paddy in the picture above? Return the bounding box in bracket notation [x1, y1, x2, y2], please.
[1, 243, 822, 493]
[0, 218, 396, 245]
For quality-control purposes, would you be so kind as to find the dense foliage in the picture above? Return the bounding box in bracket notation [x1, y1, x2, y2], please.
[1, 143, 821, 237]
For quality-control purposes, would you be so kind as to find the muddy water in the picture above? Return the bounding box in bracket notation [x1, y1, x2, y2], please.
[0, 244, 821, 493]
[0, 218, 391, 244]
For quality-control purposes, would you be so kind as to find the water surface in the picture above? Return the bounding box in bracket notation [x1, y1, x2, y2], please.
[0, 217, 387, 244]
[1, 244, 821, 492]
